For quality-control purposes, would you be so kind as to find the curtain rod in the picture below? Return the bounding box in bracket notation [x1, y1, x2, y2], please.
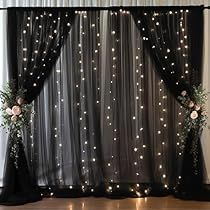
[0, 5, 209, 10]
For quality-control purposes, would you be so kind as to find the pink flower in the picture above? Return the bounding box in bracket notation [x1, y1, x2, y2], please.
[190, 111, 198, 119]
[17, 97, 24, 105]
[11, 115, 17, 122]
[195, 105, 201, 111]
[6, 107, 13, 115]
[188, 101, 194, 108]
[181, 90, 187, 96]
[11, 106, 21, 116]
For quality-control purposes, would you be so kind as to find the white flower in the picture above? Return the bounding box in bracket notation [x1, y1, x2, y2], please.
[195, 105, 201, 111]
[188, 101, 194, 108]
[11, 115, 17, 122]
[12, 106, 21, 116]
[6, 107, 13, 115]
[17, 97, 24, 105]
[181, 90, 187, 96]
[190, 111, 198, 119]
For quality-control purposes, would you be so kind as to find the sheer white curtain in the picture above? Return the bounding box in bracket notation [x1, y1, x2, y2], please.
[202, 9, 210, 183]
[0, 10, 8, 187]
[0, 0, 209, 7]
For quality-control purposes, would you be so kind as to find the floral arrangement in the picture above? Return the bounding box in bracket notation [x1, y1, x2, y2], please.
[0, 81, 32, 168]
[178, 85, 208, 174]
[178, 85, 207, 129]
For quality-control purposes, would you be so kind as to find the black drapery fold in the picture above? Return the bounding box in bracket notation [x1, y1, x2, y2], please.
[0, 8, 75, 205]
[16, 8, 75, 103]
[131, 7, 203, 98]
[131, 7, 208, 200]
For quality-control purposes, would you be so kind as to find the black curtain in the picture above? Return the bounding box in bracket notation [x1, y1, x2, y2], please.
[0, 8, 75, 205]
[0, 6, 207, 206]
[131, 7, 208, 200]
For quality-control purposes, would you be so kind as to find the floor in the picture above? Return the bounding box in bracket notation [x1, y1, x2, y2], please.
[1, 196, 210, 210]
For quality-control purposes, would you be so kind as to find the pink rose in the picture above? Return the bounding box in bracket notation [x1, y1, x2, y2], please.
[12, 106, 21, 116]
[188, 101, 194, 108]
[181, 90, 187, 97]
[6, 107, 13, 115]
[195, 105, 201, 111]
[11, 115, 17, 122]
[17, 97, 24, 105]
[190, 111, 198, 119]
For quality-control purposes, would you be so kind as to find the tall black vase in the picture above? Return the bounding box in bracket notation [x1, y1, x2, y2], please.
[0, 138, 42, 205]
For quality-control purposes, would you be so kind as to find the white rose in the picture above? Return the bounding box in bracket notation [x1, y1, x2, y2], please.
[188, 101, 194, 108]
[190, 111, 198, 119]
[11, 115, 17, 122]
[12, 106, 21, 116]
[181, 90, 187, 97]
[6, 107, 13, 115]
